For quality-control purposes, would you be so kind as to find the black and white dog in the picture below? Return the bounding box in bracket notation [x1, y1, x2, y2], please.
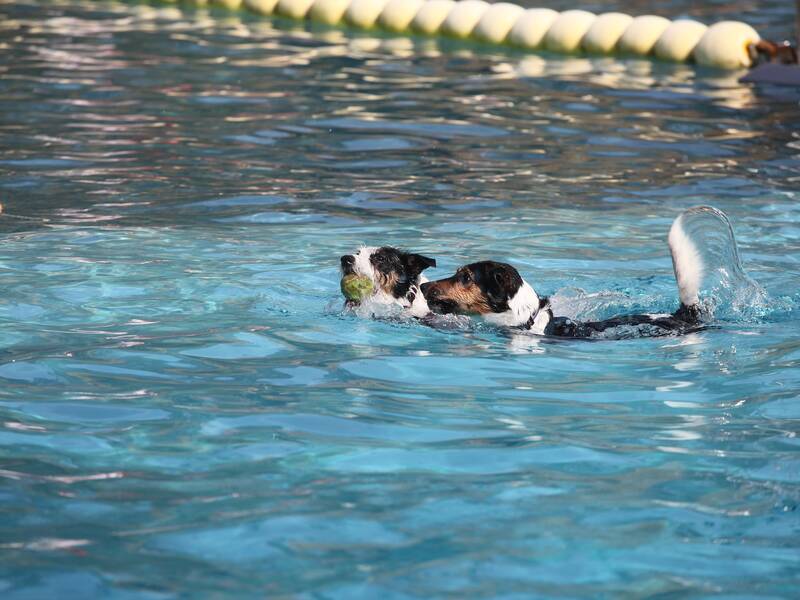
[340, 246, 436, 318]
[421, 213, 707, 338]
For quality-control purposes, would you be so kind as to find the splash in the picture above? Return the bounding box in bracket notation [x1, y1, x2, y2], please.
[668, 206, 768, 321]
[548, 288, 656, 322]
[343, 296, 408, 320]
[538, 206, 774, 337]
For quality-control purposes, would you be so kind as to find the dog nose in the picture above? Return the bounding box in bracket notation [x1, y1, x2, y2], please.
[340, 255, 355, 268]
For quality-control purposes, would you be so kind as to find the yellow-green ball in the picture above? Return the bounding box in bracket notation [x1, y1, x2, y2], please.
[341, 274, 374, 302]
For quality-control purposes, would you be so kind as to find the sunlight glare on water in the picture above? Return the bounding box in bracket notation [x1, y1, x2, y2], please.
[0, 0, 799, 597]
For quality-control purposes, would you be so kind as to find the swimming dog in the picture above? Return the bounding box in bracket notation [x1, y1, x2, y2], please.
[340, 246, 436, 318]
[421, 214, 707, 338]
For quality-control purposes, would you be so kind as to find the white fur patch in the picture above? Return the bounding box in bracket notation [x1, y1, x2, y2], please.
[527, 306, 551, 335]
[407, 275, 430, 318]
[483, 279, 540, 328]
[352, 246, 378, 281]
[668, 214, 703, 307]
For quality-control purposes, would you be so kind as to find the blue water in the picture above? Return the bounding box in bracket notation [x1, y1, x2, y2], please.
[1, 0, 800, 597]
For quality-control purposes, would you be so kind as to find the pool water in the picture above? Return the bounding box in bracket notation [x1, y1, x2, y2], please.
[1, 0, 799, 597]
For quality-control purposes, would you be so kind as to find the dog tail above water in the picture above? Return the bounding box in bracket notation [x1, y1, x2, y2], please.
[668, 208, 705, 311]
[668, 206, 759, 322]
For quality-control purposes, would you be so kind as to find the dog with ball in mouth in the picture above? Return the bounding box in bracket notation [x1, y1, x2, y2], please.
[339, 246, 435, 318]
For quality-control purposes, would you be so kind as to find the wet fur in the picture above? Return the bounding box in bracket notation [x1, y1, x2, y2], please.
[422, 262, 517, 316]
[340, 246, 436, 317]
[422, 261, 702, 338]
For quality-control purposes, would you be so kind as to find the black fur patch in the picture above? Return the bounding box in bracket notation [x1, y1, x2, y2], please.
[468, 261, 524, 312]
[476, 261, 522, 313]
[544, 309, 704, 338]
[370, 247, 436, 299]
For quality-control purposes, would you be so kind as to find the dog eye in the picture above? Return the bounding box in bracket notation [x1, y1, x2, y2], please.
[459, 271, 472, 284]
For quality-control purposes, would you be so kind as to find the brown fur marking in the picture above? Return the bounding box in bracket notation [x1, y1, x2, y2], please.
[375, 271, 399, 296]
[425, 268, 492, 314]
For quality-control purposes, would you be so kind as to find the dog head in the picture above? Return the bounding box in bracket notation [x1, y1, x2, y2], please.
[421, 260, 549, 330]
[340, 246, 436, 302]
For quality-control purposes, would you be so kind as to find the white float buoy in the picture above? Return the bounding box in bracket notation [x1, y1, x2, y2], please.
[654, 19, 708, 62]
[582, 12, 632, 54]
[378, 0, 425, 31]
[411, 0, 456, 35]
[472, 2, 525, 44]
[544, 9, 595, 54]
[507, 8, 558, 49]
[694, 21, 760, 69]
[440, 0, 490, 39]
[617, 14, 671, 55]
[308, 0, 350, 24]
[109, 0, 771, 70]
[344, 0, 390, 28]
[275, 0, 315, 20]
[244, 0, 279, 14]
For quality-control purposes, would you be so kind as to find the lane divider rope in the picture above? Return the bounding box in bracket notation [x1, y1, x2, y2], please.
[151, 0, 763, 69]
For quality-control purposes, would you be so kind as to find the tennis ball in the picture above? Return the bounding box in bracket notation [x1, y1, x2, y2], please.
[341, 274, 374, 302]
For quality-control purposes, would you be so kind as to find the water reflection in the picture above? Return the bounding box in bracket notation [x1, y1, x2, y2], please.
[3, 0, 797, 231]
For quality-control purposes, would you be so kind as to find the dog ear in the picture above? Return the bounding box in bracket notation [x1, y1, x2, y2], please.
[492, 269, 505, 287]
[404, 253, 436, 276]
[486, 268, 512, 309]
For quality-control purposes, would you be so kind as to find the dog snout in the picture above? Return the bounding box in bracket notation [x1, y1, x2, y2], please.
[340, 255, 355, 273]
[421, 281, 458, 314]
